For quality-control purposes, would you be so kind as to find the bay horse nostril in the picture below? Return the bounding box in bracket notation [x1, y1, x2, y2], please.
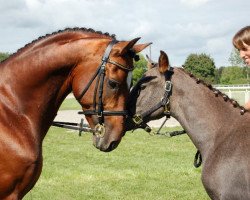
[105, 141, 119, 152]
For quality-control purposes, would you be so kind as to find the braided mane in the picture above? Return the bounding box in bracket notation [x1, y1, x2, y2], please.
[1, 27, 116, 63]
[179, 68, 247, 113]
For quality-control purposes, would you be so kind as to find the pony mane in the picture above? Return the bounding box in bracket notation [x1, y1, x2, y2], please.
[0, 27, 116, 64]
[179, 68, 247, 113]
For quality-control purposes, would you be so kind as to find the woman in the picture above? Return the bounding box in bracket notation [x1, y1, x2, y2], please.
[233, 26, 250, 109]
[233, 26, 250, 65]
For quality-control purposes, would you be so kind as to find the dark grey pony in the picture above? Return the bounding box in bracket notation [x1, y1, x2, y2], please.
[126, 51, 250, 200]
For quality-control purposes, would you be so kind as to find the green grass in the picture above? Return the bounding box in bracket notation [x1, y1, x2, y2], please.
[59, 98, 81, 110]
[24, 127, 209, 200]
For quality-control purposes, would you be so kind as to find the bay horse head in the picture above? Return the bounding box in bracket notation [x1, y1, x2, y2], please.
[72, 37, 150, 151]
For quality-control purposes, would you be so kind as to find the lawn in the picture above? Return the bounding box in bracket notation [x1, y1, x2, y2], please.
[24, 127, 209, 200]
[59, 98, 80, 110]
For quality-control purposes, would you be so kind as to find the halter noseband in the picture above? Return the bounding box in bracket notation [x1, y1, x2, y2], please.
[77, 40, 134, 136]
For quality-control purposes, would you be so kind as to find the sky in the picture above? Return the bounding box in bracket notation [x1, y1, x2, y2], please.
[0, 0, 249, 67]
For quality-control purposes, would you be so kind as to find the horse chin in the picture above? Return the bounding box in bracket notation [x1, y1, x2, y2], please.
[92, 134, 121, 152]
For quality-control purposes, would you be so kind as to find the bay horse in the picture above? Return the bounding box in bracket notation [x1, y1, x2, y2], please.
[126, 51, 250, 199]
[0, 27, 150, 199]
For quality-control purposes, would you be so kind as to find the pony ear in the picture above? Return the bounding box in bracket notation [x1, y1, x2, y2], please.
[146, 54, 156, 69]
[158, 50, 169, 73]
[113, 38, 141, 56]
[132, 42, 152, 53]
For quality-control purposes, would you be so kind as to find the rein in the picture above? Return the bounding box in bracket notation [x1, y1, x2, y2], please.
[52, 119, 93, 136]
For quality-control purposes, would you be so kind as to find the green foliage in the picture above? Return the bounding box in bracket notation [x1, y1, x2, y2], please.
[132, 54, 147, 85]
[228, 48, 246, 67]
[183, 53, 216, 84]
[214, 67, 225, 84]
[220, 66, 250, 84]
[0, 52, 10, 62]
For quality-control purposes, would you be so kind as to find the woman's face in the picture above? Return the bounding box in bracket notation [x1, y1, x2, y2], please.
[239, 42, 250, 66]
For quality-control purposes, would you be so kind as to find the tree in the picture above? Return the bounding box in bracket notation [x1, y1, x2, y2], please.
[214, 67, 225, 84]
[220, 66, 249, 84]
[132, 54, 147, 85]
[228, 48, 246, 67]
[183, 53, 216, 84]
[228, 48, 249, 81]
[0, 52, 10, 62]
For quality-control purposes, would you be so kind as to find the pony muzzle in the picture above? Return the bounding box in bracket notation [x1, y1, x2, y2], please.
[94, 124, 106, 137]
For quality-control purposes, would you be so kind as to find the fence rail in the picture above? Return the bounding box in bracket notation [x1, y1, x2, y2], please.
[214, 84, 250, 90]
[65, 84, 250, 105]
[214, 84, 250, 105]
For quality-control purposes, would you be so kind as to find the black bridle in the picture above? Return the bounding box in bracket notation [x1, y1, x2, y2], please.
[77, 40, 134, 136]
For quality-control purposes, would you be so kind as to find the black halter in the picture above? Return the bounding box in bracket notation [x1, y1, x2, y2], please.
[77, 40, 133, 126]
[131, 67, 174, 131]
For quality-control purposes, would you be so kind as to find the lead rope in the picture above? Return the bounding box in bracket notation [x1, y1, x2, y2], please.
[151, 117, 186, 137]
[194, 150, 202, 168]
[148, 116, 202, 168]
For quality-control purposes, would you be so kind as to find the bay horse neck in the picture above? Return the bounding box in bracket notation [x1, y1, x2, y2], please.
[170, 68, 247, 153]
[0, 31, 112, 133]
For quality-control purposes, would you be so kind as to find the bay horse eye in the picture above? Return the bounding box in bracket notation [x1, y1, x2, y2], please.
[108, 79, 119, 90]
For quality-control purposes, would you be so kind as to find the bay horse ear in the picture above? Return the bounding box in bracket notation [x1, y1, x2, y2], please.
[158, 50, 169, 73]
[114, 37, 141, 56]
[132, 42, 152, 53]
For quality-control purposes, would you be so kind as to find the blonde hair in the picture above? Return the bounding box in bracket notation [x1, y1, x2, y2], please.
[232, 26, 250, 50]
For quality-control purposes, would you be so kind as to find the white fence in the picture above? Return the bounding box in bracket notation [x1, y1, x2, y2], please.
[214, 84, 250, 105]
[66, 84, 250, 106]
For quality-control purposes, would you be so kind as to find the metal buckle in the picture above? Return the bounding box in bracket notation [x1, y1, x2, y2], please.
[165, 81, 172, 92]
[94, 124, 105, 138]
[164, 103, 171, 115]
[133, 114, 143, 125]
[144, 125, 152, 133]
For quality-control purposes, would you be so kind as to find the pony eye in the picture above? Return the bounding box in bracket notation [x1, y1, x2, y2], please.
[108, 79, 119, 89]
[141, 86, 146, 90]
[140, 84, 146, 90]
